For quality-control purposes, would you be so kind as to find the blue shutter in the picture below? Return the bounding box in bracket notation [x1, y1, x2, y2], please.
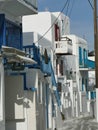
[0, 14, 6, 47]
[83, 49, 88, 67]
[6, 21, 22, 50]
[79, 47, 82, 66]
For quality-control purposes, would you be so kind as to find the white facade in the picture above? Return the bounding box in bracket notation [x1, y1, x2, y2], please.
[0, 60, 5, 130]
[62, 34, 88, 115]
[0, 5, 92, 130]
[52, 12, 70, 35]
[23, 11, 91, 129]
[0, 0, 38, 130]
[22, 11, 70, 130]
[88, 55, 96, 118]
[22, 11, 70, 82]
[23, 11, 70, 47]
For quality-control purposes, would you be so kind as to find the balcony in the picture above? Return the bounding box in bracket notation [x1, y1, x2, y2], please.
[23, 44, 40, 68]
[79, 59, 95, 71]
[55, 39, 72, 55]
[0, 0, 37, 16]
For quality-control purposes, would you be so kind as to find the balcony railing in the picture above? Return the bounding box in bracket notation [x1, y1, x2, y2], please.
[55, 40, 72, 55]
[23, 44, 40, 68]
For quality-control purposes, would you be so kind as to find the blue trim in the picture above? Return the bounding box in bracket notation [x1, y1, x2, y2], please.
[41, 56, 51, 76]
[25, 64, 40, 69]
[6, 20, 22, 50]
[83, 49, 88, 67]
[10, 72, 27, 90]
[30, 87, 37, 91]
[23, 44, 40, 68]
[87, 59, 95, 69]
[0, 14, 6, 47]
[0, 14, 22, 49]
[91, 91, 96, 99]
[51, 64, 61, 107]
[79, 47, 83, 66]
[10, 72, 36, 91]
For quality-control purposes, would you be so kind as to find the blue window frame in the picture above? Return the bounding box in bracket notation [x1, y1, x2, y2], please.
[0, 14, 22, 50]
[6, 20, 22, 50]
[10, 72, 36, 91]
[83, 49, 88, 67]
[0, 14, 6, 47]
[79, 47, 82, 66]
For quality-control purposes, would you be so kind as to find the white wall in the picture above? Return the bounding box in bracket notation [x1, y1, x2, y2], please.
[23, 12, 53, 43]
[0, 62, 5, 130]
[4, 69, 39, 130]
[52, 12, 70, 35]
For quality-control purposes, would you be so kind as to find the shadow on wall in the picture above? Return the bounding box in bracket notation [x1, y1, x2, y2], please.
[5, 75, 35, 130]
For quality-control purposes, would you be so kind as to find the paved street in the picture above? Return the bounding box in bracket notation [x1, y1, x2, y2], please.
[58, 116, 98, 130]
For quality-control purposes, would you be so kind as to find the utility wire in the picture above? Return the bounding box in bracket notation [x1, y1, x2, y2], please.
[35, 0, 69, 44]
[88, 0, 94, 9]
[69, 0, 75, 17]
[66, 0, 71, 15]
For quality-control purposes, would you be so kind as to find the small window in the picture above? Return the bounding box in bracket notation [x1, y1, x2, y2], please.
[54, 24, 60, 41]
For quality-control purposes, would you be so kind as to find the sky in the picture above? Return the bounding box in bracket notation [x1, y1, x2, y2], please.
[38, 0, 94, 51]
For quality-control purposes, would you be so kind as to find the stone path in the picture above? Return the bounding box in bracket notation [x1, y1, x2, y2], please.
[58, 116, 98, 130]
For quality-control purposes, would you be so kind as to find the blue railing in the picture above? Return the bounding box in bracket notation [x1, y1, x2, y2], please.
[23, 44, 40, 68]
[41, 56, 51, 76]
[87, 59, 95, 69]
[91, 91, 96, 99]
[23, 44, 61, 107]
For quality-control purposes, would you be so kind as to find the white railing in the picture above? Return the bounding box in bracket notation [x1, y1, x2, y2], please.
[55, 40, 72, 54]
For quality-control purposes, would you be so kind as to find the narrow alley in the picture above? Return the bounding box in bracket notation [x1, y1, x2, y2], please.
[58, 117, 98, 130]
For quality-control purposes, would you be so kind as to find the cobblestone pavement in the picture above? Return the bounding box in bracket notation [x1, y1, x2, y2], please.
[58, 116, 98, 130]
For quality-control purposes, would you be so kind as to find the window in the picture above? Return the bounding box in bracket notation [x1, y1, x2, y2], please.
[6, 20, 22, 50]
[54, 24, 60, 41]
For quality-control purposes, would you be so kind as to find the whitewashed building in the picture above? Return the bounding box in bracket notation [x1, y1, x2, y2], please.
[88, 52, 95, 117]
[22, 11, 95, 129]
[23, 11, 70, 130]
[0, 0, 38, 130]
[59, 35, 95, 118]
[61, 34, 88, 116]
